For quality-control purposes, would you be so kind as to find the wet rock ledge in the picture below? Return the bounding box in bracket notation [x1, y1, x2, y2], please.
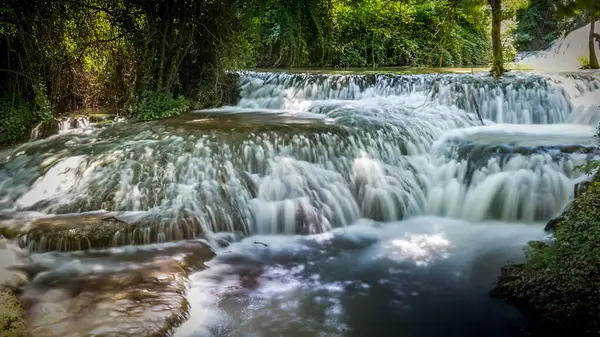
[21, 257, 193, 337]
[0, 211, 205, 253]
[0, 240, 215, 336]
[0, 211, 216, 336]
[491, 174, 600, 336]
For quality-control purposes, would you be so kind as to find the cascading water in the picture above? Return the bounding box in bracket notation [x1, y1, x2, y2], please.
[29, 116, 95, 141]
[1, 71, 600, 337]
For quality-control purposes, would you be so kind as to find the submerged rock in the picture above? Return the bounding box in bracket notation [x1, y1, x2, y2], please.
[0, 213, 139, 252]
[21, 243, 212, 337]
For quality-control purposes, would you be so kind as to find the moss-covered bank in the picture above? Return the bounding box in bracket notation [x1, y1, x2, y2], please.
[491, 175, 600, 336]
[0, 291, 27, 336]
[0, 237, 27, 336]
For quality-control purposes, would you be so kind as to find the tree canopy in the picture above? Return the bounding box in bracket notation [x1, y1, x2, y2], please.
[0, 0, 596, 145]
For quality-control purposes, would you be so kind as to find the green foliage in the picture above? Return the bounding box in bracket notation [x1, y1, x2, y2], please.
[129, 91, 189, 122]
[515, 0, 559, 51]
[0, 291, 26, 336]
[577, 55, 592, 69]
[557, 0, 600, 19]
[501, 20, 519, 63]
[0, 96, 33, 147]
[575, 158, 600, 175]
[254, 0, 334, 67]
[514, 0, 591, 52]
[492, 177, 600, 335]
[0, 0, 254, 145]
[33, 84, 53, 122]
[255, 0, 492, 68]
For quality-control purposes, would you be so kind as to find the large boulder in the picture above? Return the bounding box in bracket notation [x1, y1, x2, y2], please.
[574, 179, 591, 198]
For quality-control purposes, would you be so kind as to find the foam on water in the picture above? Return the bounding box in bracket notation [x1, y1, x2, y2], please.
[175, 216, 544, 337]
[439, 123, 596, 140]
[239, 71, 600, 124]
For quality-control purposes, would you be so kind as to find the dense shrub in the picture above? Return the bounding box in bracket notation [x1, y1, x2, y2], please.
[0, 291, 26, 336]
[514, 0, 589, 52]
[254, 0, 492, 68]
[129, 91, 189, 122]
[0, 97, 33, 146]
[491, 176, 600, 336]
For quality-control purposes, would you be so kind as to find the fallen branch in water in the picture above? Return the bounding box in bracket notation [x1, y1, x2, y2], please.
[254, 241, 268, 247]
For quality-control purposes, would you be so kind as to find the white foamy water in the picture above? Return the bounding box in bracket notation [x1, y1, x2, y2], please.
[175, 216, 544, 337]
[0, 71, 599, 244]
[519, 21, 600, 71]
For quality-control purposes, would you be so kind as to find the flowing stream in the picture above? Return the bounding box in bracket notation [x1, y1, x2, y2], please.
[1, 71, 600, 336]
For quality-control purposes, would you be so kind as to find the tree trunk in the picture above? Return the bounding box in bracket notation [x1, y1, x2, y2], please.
[489, 0, 504, 77]
[589, 13, 599, 69]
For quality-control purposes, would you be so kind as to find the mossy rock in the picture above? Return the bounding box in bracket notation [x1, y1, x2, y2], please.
[0, 291, 27, 337]
[0, 213, 137, 253]
[491, 178, 600, 336]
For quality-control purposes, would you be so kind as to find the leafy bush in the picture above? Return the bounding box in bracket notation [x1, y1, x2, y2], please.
[256, 0, 491, 68]
[0, 97, 33, 147]
[575, 158, 600, 176]
[129, 91, 189, 122]
[0, 291, 26, 335]
[492, 177, 600, 335]
[577, 56, 591, 69]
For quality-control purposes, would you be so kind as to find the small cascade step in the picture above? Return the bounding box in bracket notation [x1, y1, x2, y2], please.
[238, 71, 600, 125]
[29, 113, 122, 141]
[0, 211, 207, 253]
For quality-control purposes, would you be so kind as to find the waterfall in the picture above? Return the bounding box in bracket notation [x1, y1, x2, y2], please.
[1, 71, 599, 247]
[7, 71, 598, 337]
[518, 20, 600, 71]
[238, 71, 600, 124]
[29, 116, 94, 141]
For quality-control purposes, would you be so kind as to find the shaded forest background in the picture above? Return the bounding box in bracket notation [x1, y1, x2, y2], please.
[0, 0, 591, 146]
